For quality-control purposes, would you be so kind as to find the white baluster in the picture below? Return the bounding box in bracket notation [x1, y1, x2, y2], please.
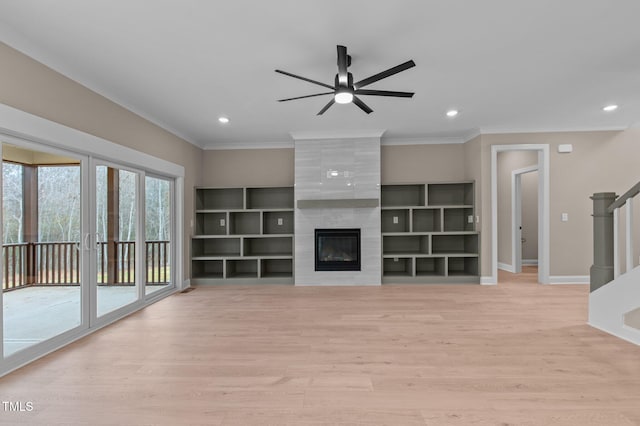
[627, 198, 634, 272]
[614, 207, 620, 279]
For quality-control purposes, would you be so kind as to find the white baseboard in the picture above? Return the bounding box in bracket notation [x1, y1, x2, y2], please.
[498, 262, 515, 273]
[481, 276, 497, 285]
[548, 275, 589, 284]
[523, 259, 539, 265]
[182, 278, 191, 290]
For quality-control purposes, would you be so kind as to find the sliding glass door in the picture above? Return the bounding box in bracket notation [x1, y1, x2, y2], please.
[93, 162, 141, 318]
[144, 175, 172, 295]
[2, 142, 84, 357]
[1, 140, 177, 364]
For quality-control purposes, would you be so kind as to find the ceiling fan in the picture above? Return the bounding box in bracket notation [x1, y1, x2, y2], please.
[275, 45, 415, 115]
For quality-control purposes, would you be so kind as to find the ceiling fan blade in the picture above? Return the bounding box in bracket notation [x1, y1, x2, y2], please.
[355, 89, 414, 98]
[275, 70, 334, 90]
[352, 96, 373, 114]
[317, 99, 335, 115]
[353, 60, 416, 89]
[278, 92, 334, 102]
[337, 45, 348, 84]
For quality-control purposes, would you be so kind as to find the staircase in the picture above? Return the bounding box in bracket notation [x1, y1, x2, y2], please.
[624, 307, 640, 331]
[589, 185, 640, 345]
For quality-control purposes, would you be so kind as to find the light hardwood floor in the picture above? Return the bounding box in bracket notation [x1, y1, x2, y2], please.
[1, 268, 640, 425]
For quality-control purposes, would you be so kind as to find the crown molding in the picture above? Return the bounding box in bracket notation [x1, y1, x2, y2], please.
[203, 140, 294, 150]
[290, 129, 386, 141]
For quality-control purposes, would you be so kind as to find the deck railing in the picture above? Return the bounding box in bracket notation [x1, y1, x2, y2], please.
[2, 240, 170, 291]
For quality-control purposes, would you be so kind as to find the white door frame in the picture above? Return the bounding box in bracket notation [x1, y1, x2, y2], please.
[512, 165, 538, 274]
[491, 144, 550, 284]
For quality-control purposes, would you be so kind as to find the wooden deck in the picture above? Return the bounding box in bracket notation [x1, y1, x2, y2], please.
[1, 268, 639, 425]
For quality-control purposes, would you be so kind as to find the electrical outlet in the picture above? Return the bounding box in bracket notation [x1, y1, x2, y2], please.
[219, 218, 225, 227]
[393, 216, 399, 224]
[561, 213, 569, 222]
[277, 218, 283, 226]
[468, 215, 473, 224]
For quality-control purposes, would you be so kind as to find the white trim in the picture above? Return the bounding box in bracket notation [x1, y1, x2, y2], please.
[290, 129, 386, 140]
[205, 140, 294, 150]
[491, 144, 550, 285]
[481, 276, 497, 285]
[381, 136, 466, 146]
[511, 165, 538, 274]
[481, 124, 628, 135]
[626, 199, 634, 273]
[522, 259, 539, 265]
[498, 262, 515, 273]
[548, 275, 590, 284]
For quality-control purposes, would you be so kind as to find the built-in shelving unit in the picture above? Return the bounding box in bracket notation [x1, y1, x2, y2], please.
[381, 182, 480, 283]
[191, 187, 294, 284]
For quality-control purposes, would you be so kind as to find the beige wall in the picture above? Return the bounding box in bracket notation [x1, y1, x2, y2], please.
[200, 148, 294, 187]
[0, 42, 202, 283]
[497, 151, 538, 266]
[199, 143, 468, 187]
[476, 130, 640, 279]
[381, 143, 466, 183]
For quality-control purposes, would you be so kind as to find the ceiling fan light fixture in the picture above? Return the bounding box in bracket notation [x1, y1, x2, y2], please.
[335, 89, 353, 104]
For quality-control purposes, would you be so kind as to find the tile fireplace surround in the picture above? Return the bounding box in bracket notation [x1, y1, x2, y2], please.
[293, 131, 382, 286]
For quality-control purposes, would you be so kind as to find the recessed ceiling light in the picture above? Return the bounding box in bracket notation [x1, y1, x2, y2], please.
[446, 109, 459, 117]
[218, 116, 230, 124]
[603, 105, 618, 112]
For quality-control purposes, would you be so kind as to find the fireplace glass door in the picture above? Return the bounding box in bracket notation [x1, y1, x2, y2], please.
[315, 229, 361, 271]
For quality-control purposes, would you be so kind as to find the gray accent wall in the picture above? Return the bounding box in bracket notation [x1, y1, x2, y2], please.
[293, 136, 382, 285]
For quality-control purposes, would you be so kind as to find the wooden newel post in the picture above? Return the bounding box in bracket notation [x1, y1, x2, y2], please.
[590, 192, 617, 292]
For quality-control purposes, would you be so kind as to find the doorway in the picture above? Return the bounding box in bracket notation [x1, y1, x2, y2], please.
[491, 144, 550, 284]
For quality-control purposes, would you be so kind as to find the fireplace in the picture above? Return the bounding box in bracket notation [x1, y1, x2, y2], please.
[315, 228, 361, 271]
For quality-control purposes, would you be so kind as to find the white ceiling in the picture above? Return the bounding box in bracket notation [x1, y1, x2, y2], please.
[1, 0, 640, 149]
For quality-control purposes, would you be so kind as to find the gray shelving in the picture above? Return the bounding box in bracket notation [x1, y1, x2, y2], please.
[192, 186, 294, 284]
[381, 182, 479, 284]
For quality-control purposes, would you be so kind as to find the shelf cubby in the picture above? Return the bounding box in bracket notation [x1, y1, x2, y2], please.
[191, 259, 223, 279]
[412, 208, 441, 232]
[196, 188, 243, 210]
[427, 183, 473, 206]
[226, 259, 258, 278]
[432, 234, 478, 254]
[192, 238, 240, 257]
[246, 187, 294, 209]
[263, 211, 294, 234]
[260, 259, 293, 278]
[381, 209, 410, 233]
[381, 184, 425, 207]
[383, 257, 413, 277]
[195, 212, 227, 235]
[229, 211, 261, 235]
[416, 257, 446, 276]
[443, 208, 474, 232]
[447, 257, 479, 276]
[243, 237, 292, 257]
[383, 235, 429, 255]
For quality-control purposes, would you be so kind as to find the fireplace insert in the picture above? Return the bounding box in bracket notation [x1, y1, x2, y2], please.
[315, 228, 361, 271]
